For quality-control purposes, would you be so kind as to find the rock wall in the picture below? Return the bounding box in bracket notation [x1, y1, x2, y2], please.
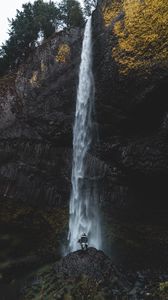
[90, 0, 168, 264]
[0, 28, 83, 207]
[92, 0, 168, 213]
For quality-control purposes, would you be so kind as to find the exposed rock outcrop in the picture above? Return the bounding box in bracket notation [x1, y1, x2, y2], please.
[20, 248, 168, 300]
[54, 247, 122, 281]
[21, 248, 131, 299]
[91, 0, 168, 264]
[0, 27, 83, 207]
[0, 27, 83, 286]
[92, 1, 168, 204]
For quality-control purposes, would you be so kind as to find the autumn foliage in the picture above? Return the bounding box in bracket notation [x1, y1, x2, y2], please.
[56, 44, 71, 63]
[103, 0, 168, 74]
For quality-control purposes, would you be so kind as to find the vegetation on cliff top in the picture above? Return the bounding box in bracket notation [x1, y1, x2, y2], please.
[0, 0, 85, 76]
[103, 0, 168, 74]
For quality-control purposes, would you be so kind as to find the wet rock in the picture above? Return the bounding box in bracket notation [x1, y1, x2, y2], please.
[90, 0, 168, 266]
[0, 28, 83, 208]
[54, 247, 125, 282]
[21, 248, 130, 299]
[20, 249, 168, 299]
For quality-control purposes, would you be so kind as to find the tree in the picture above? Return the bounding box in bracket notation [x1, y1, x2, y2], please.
[33, 0, 59, 39]
[0, 0, 59, 75]
[0, 0, 85, 76]
[0, 48, 9, 75]
[8, 1, 59, 47]
[8, 3, 38, 53]
[59, 0, 84, 28]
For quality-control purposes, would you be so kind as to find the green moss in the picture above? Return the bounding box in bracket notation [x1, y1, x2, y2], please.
[160, 281, 168, 292]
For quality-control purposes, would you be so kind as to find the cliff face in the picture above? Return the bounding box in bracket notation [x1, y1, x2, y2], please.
[92, 0, 168, 264]
[0, 0, 168, 279]
[0, 28, 83, 207]
[93, 0, 168, 207]
[0, 28, 83, 282]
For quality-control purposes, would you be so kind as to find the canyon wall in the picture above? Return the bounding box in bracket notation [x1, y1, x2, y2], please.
[0, 0, 168, 270]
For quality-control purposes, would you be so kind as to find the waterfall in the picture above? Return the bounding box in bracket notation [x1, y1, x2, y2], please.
[68, 16, 102, 252]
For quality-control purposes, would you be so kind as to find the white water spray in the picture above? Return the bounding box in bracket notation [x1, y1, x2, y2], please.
[68, 16, 102, 252]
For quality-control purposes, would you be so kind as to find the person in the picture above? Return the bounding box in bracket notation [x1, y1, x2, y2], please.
[78, 233, 88, 250]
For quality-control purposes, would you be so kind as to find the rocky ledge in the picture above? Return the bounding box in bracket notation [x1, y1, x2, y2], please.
[21, 248, 130, 299]
[54, 247, 125, 282]
[20, 248, 168, 299]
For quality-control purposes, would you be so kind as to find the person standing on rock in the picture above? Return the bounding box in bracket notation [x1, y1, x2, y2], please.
[78, 233, 88, 250]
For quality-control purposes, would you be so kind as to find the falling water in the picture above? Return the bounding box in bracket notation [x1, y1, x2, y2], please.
[68, 16, 101, 252]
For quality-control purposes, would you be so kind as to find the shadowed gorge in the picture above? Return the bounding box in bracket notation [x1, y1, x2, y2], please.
[0, 0, 168, 299]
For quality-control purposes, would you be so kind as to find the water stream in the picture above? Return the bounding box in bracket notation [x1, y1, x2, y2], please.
[68, 16, 101, 252]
